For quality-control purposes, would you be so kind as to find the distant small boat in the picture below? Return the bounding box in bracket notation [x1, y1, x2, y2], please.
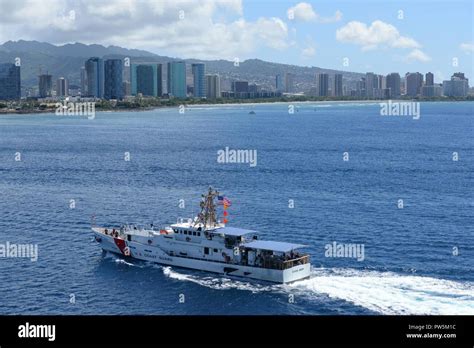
[249, 111, 256, 114]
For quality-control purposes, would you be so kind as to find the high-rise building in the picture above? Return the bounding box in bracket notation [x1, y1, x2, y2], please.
[131, 63, 163, 97]
[80, 67, 87, 96]
[192, 63, 205, 98]
[275, 74, 284, 91]
[382, 88, 391, 99]
[167, 61, 186, 98]
[285, 73, 294, 93]
[56, 77, 68, 97]
[122, 81, 131, 96]
[85, 57, 104, 98]
[104, 59, 123, 100]
[205, 74, 221, 99]
[378, 75, 386, 89]
[248, 84, 258, 93]
[425, 72, 434, 86]
[155, 64, 163, 97]
[355, 78, 366, 98]
[366, 74, 385, 98]
[443, 79, 469, 97]
[333, 74, 343, 97]
[443, 73, 469, 97]
[365, 72, 379, 98]
[136, 65, 154, 96]
[452, 72, 466, 80]
[405, 72, 423, 97]
[386, 73, 401, 98]
[453, 72, 468, 86]
[317, 73, 329, 96]
[123, 64, 131, 85]
[0, 63, 21, 100]
[421, 85, 442, 97]
[233, 81, 249, 93]
[400, 77, 406, 95]
[342, 85, 349, 97]
[38, 74, 52, 98]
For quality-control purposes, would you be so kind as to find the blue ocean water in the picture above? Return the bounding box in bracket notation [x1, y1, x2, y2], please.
[0, 101, 473, 315]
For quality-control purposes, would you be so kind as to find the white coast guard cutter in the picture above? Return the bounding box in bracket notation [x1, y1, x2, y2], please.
[92, 188, 310, 283]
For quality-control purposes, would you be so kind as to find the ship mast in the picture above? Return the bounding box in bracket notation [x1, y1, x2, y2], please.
[194, 187, 219, 229]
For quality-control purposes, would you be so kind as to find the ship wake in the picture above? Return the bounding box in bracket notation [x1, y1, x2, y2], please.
[287, 268, 474, 315]
[161, 265, 474, 314]
[105, 251, 474, 315]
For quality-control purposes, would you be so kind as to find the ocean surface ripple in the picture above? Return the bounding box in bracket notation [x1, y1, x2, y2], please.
[0, 101, 472, 314]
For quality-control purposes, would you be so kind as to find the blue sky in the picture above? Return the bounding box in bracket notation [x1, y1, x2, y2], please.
[240, 0, 473, 82]
[1, 0, 472, 82]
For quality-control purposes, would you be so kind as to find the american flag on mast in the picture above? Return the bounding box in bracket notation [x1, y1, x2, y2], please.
[217, 196, 231, 224]
[217, 196, 232, 207]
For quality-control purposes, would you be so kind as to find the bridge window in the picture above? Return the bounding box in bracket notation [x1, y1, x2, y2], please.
[204, 247, 209, 255]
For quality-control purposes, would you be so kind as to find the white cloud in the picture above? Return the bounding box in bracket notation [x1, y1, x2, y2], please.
[287, 2, 316, 21]
[301, 36, 316, 58]
[0, 0, 288, 60]
[301, 45, 316, 58]
[318, 10, 343, 24]
[460, 42, 474, 54]
[252, 17, 289, 50]
[287, 3, 342, 23]
[336, 20, 420, 50]
[405, 49, 431, 62]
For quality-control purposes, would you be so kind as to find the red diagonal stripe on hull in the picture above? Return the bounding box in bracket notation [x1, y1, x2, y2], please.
[113, 238, 128, 255]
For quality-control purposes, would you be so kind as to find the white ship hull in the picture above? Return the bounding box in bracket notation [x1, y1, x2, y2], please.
[93, 229, 310, 283]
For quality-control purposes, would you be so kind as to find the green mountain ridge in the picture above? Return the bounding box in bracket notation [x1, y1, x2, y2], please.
[0, 40, 363, 92]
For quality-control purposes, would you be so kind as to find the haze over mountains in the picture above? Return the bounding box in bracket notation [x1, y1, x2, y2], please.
[0, 40, 363, 92]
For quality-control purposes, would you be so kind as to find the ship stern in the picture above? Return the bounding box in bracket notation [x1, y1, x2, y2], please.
[282, 262, 311, 283]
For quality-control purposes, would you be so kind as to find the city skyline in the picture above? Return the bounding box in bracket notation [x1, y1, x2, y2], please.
[1, 55, 471, 100]
[50, 56, 474, 99]
[0, 0, 472, 83]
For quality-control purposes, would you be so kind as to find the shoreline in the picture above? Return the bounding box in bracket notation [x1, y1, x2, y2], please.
[0, 98, 472, 116]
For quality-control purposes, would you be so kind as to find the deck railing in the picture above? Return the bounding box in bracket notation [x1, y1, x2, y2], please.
[282, 255, 310, 269]
[261, 254, 310, 270]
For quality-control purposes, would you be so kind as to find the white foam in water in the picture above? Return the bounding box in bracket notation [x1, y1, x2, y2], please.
[288, 268, 474, 315]
[162, 267, 277, 293]
[104, 252, 141, 267]
[106, 255, 474, 315]
[160, 266, 474, 314]
[114, 258, 136, 267]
